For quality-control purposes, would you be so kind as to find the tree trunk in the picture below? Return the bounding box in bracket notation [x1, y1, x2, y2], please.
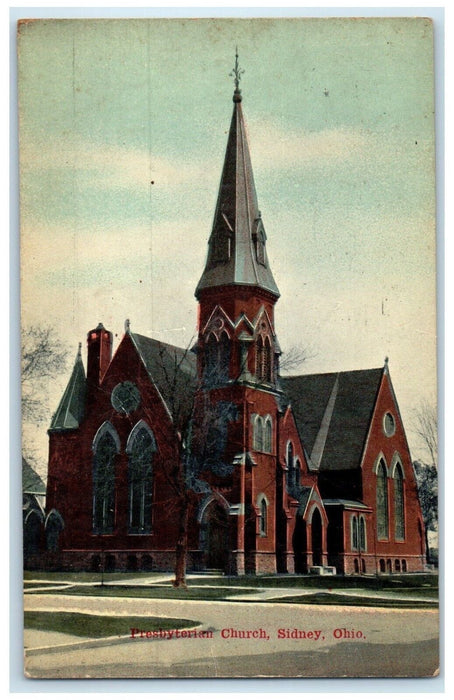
[173, 495, 189, 587]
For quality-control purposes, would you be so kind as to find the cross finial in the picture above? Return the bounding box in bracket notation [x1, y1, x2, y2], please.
[230, 47, 244, 94]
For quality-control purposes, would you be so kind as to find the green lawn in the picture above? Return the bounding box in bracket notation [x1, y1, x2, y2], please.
[24, 571, 161, 583]
[265, 591, 438, 609]
[25, 584, 258, 600]
[24, 611, 200, 638]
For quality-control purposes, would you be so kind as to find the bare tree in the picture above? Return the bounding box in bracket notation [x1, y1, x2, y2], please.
[412, 398, 438, 467]
[411, 399, 438, 565]
[279, 344, 316, 374]
[151, 340, 236, 588]
[22, 325, 70, 424]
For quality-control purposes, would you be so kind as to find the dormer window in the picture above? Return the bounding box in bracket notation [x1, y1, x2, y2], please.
[252, 216, 266, 266]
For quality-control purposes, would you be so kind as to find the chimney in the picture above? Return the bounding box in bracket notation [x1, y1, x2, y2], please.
[86, 323, 112, 390]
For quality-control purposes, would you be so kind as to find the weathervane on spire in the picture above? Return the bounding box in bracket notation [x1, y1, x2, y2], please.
[230, 47, 245, 91]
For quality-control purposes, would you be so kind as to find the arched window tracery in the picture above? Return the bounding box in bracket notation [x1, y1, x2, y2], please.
[204, 330, 230, 386]
[127, 424, 156, 534]
[394, 462, 405, 540]
[376, 459, 389, 540]
[93, 427, 118, 533]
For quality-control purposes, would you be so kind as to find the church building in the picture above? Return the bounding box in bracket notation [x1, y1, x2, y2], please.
[41, 62, 426, 577]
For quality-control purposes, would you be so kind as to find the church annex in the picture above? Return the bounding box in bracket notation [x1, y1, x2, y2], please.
[40, 62, 426, 577]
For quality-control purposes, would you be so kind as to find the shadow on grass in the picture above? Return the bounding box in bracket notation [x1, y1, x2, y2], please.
[24, 611, 200, 638]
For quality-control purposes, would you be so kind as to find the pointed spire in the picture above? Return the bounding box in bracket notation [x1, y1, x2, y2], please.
[49, 345, 86, 431]
[196, 58, 280, 299]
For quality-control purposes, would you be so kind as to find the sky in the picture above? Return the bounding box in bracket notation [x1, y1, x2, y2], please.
[18, 17, 436, 474]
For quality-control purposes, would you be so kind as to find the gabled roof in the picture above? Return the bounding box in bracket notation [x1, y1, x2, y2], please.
[130, 333, 198, 428]
[280, 368, 383, 471]
[49, 346, 86, 431]
[22, 457, 46, 495]
[195, 88, 280, 298]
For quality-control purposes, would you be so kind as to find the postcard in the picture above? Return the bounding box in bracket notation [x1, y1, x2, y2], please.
[19, 17, 438, 679]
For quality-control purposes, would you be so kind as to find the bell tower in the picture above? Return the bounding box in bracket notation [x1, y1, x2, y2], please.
[195, 51, 281, 393]
[194, 54, 284, 575]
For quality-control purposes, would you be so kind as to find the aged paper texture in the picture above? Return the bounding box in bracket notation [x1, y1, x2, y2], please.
[19, 18, 438, 679]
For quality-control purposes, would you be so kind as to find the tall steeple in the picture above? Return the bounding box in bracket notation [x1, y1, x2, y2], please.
[196, 52, 280, 299]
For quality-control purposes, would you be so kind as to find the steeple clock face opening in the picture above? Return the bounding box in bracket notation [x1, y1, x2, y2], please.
[111, 381, 141, 414]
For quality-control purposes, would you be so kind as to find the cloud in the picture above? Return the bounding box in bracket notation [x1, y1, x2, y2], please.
[20, 136, 219, 191]
[247, 118, 370, 170]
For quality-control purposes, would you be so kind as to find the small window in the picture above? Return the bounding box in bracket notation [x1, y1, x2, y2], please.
[354, 558, 359, 574]
[259, 498, 267, 536]
[383, 412, 396, 437]
[386, 558, 392, 573]
[402, 559, 407, 572]
[379, 558, 386, 573]
[352, 515, 358, 550]
[359, 516, 366, 551]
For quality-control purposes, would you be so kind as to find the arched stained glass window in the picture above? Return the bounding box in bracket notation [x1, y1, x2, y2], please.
[394, 463, 405, 540]
[377, 459, 389, 540]
[93, 431, 117, 533]
[128, 427, 155, 533]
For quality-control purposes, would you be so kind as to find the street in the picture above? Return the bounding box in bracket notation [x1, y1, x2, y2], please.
[24, 592, 439, 678]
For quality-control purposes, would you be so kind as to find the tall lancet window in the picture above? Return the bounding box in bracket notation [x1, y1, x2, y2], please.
[127, 424, 155, 534]
[286, 441, 294, 489]
[204, 331, 230, 387]
[263, 337, 272, 383]
[255, 336, 264, 381]
[93, 427, 118, 534]
[256, 335, 273, 383]
[376, 459, 389, 540]
[394, 463, 405, 540]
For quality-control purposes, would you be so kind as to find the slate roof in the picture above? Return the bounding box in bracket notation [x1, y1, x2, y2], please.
[280, 368, 383, 472]
[196, 89, 280, 298]
[22, 457, 46, 495]
[131, 333, 198, 428]
[49, 347, 86, 431]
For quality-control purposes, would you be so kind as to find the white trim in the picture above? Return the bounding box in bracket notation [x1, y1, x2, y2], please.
[24, 508, 44, 525]
[92, 421, 120, 453]
[197, 492, 230, 524]
[307, 503, 323, 524]
[44, 508, 64, 530]
[373, 452, 389, 476]
[125, 420, 157, 454]
[390, 452, 406, 479]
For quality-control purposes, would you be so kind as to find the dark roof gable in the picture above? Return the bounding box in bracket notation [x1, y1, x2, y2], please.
[131, 333, 197, 429]
[280, 368, 383, 472]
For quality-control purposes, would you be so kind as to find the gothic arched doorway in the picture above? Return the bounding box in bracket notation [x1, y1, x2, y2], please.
[205, 501, 229, 570]
[311, 508, 323, 566]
